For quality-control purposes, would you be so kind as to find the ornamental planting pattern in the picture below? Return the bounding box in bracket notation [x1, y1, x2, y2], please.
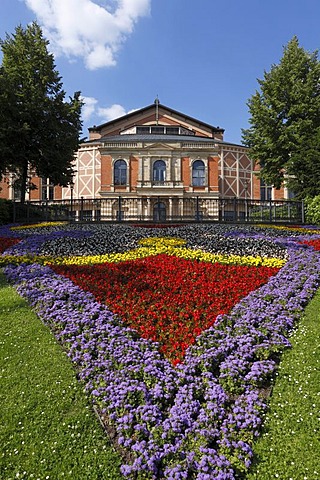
[1, 222, 320, 479]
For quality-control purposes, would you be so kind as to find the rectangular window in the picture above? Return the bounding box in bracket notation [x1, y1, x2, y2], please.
[41, 184, 47, 200]
[260, 179, 272, 201]
[166, 127, 179, 135]
[136, 126, 150, 134]
[151, 126, 164, 134]
[41, 177, 54, 200]
[13, 188, 21, 201]
[48, 185, 54, 200]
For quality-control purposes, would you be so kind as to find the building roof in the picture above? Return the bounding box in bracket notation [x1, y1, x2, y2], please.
[88, 102, 225, 135]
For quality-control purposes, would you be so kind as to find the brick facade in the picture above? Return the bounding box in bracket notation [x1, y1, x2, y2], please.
[0, 102, 286, 204]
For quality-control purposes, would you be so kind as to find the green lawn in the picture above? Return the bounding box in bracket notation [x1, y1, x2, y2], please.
[0, 270, 123, 480]
[0, 269, 319, 480]
[247, 289, 320, 480]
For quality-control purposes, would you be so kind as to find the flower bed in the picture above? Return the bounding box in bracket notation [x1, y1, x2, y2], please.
[299, 238, 320, 250]
[0, 237, 21, 254]
[52, 253, 279, 365]
[132, 224, 185, 229]
[2, 223, 320, 479]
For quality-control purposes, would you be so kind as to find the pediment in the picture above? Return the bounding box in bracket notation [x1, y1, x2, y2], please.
[143, 142, 176, 150]
[88, 102, 224, 141]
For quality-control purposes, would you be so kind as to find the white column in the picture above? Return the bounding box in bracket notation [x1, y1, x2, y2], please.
[169, 197, 173, 218]
[137, 198, 142, 218]
[145, 157, 151, 182]
[166, 158, 171, 181]
[139, 156, 144, 183]
[220, 149, 224, 196]
[179, 198, 183, 217]
[236, 152, 240, 197]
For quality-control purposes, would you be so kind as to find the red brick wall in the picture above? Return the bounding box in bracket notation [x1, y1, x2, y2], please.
[274, 188, 285, 200]
[0, 177, 10, 199]
[253, 162, 286, 200]
[100, 155, 112, 191]
[253, 163, 261, 200]
[130, 155, 139, 192]
[208, 156, 219, 193]
[54, 185, 63, 200]
[181, 157, 191, 190]
[29, 177, 41, 200]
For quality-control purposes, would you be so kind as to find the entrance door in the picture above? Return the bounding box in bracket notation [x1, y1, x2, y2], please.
[153, 201, 166, 221]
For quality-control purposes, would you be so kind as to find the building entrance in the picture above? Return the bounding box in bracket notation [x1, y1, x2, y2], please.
[153, 201, 166, 221]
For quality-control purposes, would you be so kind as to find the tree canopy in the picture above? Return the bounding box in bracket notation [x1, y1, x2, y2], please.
[242, 36, 320, 199]
[0, 22, 83, 202]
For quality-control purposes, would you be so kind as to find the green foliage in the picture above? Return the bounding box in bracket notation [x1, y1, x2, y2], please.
[304, 195, 320, 225]
[0, 199, 12, 225]
[242, 36, 320, 199]
[0, 23, 83, 202]
[247, 289, 320, 479]
[0, 271, 123, 479]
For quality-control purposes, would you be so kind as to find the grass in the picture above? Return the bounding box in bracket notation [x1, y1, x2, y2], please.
[0, 268, 319, 480]
[0, 270, 123, 480]
[247, 289, 320, 480]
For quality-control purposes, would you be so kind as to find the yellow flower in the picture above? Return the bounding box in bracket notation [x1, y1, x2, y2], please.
[258, 224, 320, 235]
[10, 222, 67, 231]
[138, 237, 186, 247]
[44, 237, 286, 269]
[1, 235, 285, 269]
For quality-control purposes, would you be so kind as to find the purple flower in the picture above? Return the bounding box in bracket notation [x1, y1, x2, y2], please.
[2, 223, 320, 478]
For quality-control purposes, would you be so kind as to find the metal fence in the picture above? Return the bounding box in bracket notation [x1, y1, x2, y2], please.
[12, 196, 305, 225]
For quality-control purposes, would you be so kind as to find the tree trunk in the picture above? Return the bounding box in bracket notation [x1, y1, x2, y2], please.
[19, 160, 29, 205]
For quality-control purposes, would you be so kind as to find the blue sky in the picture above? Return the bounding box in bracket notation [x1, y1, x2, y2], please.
[1, 0, 320, 144]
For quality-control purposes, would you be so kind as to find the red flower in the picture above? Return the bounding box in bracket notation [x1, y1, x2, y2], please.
[52, 254, 279, 365]
[299, 239, 320, 251]
[0, 237, 21, 254]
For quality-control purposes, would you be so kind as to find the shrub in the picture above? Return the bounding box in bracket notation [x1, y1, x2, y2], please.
[0, 199, 12, 225]
[304, 195, 320, 225]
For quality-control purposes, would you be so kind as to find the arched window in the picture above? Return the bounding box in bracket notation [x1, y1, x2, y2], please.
[153, 160, 166, 182]
[114, 159, 127, 185]
[192, 160, 205, 186]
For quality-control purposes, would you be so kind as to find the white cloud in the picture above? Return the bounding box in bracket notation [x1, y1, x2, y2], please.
[81, 96, 138, 126]
[97, 103, 127, 121]
[81, 96, 98, 122]
[24, 0, 151, 69]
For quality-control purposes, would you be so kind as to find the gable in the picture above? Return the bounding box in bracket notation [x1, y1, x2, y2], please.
[88, 103, 224, 141]
[142, 142, 176, 150]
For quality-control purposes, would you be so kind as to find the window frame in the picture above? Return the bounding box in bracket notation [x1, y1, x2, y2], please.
[153, 160, 166, 182]
[260, 179, 272, 201]
[41, 177, 54, 201]
[192, 159, 205, 187]
[114, 159, 127, 186]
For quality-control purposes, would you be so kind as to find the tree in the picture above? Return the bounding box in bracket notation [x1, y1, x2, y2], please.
[242, 36, 320, 199]
[0, 22, 83, 203]
[305, 195, 320, 225]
